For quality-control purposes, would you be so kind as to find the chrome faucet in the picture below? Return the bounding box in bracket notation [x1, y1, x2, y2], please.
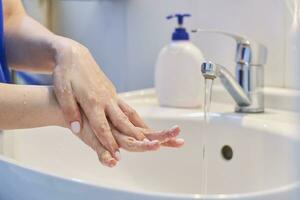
[192, 29, 267, 113]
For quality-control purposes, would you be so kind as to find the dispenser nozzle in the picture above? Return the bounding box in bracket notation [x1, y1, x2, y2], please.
[166, 13, 191, 41]
[166, 14, 191, 26]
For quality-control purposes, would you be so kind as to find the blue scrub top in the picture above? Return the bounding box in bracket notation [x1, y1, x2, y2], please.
[0, 0, 10, 83]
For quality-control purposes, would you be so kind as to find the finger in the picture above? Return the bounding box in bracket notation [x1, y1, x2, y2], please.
[112, 128, 160, 152]
[97, 151, 118, 168]
[161, 138, 185, 148]
[118, 99, 148, 128]
[86, 109, 120, 160]
[106, 102, 146, 140]
[141, 125, 180, 143]
[77, 115, 117, 167]
[53, 69, 82, 133]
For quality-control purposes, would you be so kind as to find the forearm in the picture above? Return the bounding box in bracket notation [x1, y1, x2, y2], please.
[4, 10, 63, 73]
[3, 2, 82, 74]
[0, 83, 67, 129]
[3, 7, 55, 72]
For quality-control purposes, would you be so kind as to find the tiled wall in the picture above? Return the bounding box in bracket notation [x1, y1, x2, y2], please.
[28, 0, 300, 91]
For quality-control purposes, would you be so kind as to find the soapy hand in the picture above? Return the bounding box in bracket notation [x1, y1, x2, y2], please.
[52, 37, 184, 164]
[76, 111, 183, 167]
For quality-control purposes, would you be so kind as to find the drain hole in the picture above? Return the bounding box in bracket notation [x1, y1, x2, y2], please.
[221, 145, 233, 161]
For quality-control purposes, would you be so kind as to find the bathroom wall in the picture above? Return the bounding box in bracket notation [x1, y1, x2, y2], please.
[41, 1, 300, 91]
[125, 0, 298, 90]
[21, 0, 127, 90]
[52, 0, 128, 91]
[22, 0, 50, 27]
[284, 0, 300, 89]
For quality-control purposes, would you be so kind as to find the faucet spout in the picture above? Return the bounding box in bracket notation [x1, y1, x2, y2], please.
[201, 61, 251, 107]
[193, 30, 266, 113]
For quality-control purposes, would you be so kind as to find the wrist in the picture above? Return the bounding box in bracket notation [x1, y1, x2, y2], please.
[51, 36, 88, 69]
[46, 86, 69, 128]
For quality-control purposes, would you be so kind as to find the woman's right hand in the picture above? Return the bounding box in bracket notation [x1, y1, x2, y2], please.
[75, 113, 184, 167]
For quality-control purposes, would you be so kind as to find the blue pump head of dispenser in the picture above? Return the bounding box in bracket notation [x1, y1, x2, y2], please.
[166, 14, 191, 41]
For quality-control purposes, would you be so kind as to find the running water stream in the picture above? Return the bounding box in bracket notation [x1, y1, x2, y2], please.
[204, 79, 214, 123]
[201, 78, 214, 197]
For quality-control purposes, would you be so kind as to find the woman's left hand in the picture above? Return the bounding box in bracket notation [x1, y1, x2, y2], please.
[76, 111, 184, 167]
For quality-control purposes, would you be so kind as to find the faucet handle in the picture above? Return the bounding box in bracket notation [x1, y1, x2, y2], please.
[191, 29, 267, 66]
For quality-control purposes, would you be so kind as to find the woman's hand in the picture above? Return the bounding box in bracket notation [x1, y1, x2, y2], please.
[3, 0, 184, 166]
[77, 112, 184, 167]
[52, 37, 183, 160]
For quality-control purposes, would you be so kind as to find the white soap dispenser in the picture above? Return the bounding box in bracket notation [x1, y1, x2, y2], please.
[155, 14, 205, 108]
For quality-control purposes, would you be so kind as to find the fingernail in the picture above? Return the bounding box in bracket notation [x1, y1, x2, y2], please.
[108, 163, 115, 168]
[115, 151, 121, 161]
[170, 125, 179, 131]
[143, 138, 150, 142]
[70, 121, 81, 134]
[176, 138, 185, 145]
[108, 159, 117, 168]
[149, 140, 159, 145]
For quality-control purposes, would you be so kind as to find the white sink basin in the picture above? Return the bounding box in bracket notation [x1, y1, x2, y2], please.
[0, 89, 299, 200]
